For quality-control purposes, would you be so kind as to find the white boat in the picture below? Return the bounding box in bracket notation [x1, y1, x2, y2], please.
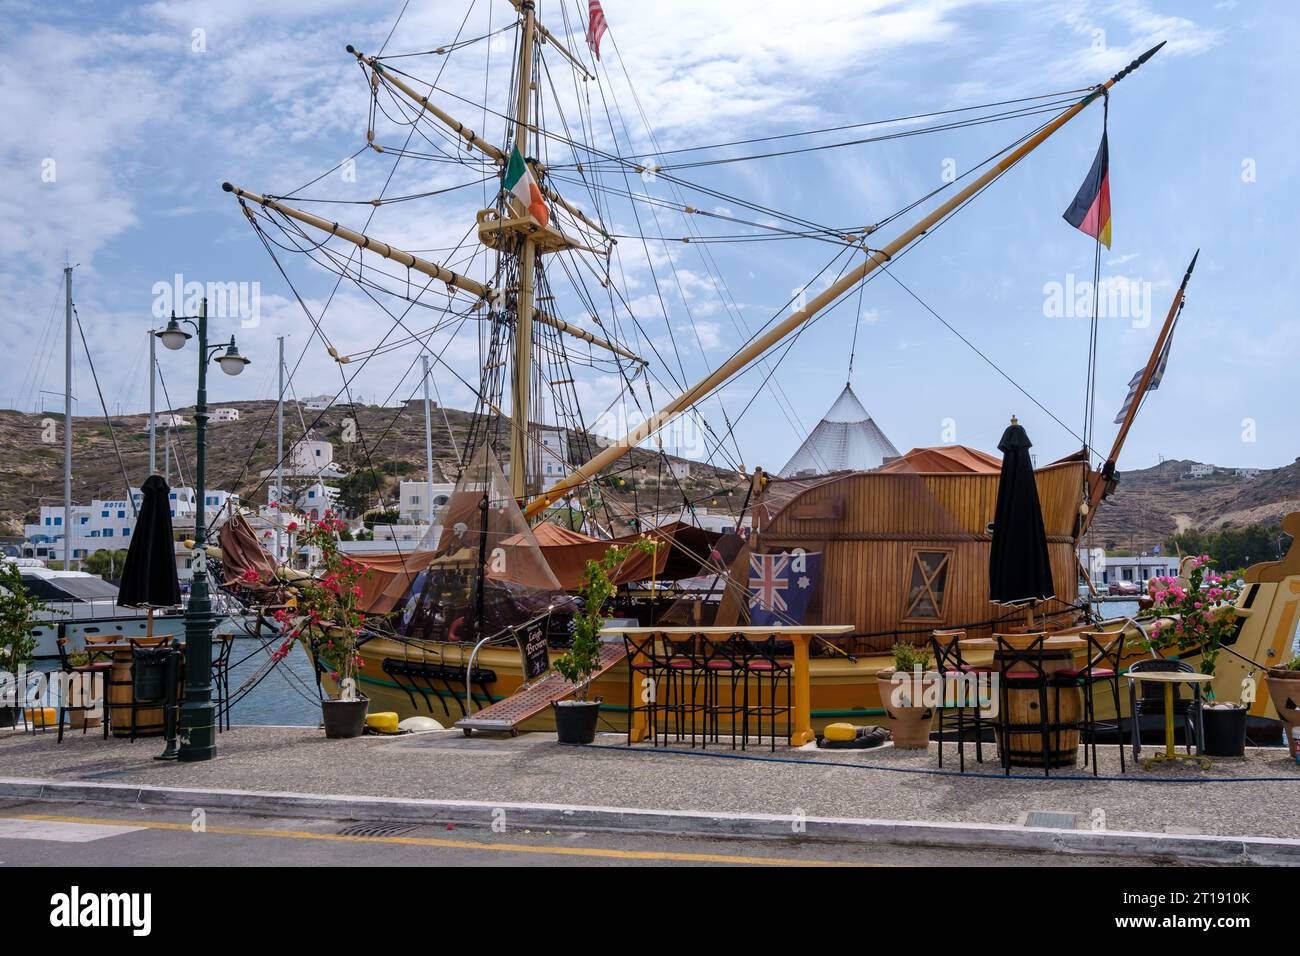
[6, 559, 186, 659]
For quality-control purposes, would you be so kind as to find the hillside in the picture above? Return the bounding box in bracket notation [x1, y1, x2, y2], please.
[0, 400, 743, 535]
[1085, 457, 1300, 553]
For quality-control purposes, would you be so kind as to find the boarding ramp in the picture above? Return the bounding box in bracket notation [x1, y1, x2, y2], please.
[455, 642, 626, 736]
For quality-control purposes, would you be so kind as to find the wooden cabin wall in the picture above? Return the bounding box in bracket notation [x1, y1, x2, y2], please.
[715, 462, 1087, 649]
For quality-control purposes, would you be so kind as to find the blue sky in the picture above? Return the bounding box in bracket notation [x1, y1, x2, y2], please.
[4, 0, 1298, 478]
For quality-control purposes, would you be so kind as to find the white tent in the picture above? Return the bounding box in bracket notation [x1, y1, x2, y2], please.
[779, 383, 899, 478]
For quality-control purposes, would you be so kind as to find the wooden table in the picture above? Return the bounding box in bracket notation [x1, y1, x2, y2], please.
[600, 625, 854, 746]
[1124, 671, 1215, 770]
[89, 640, 183, 738]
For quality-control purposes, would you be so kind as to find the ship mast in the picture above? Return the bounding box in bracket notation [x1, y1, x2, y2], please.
[509, 0, 538, 500]
[1077, 249, 1198, 538]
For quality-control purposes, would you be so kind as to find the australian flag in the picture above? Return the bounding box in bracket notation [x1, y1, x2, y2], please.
[747, 550, 822, 626]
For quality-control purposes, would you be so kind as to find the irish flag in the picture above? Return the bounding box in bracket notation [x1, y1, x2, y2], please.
[503, 143, 549, 227]
[1062, 131, 1111, 248]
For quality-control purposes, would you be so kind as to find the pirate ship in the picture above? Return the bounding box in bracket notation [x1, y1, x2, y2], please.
[213, 2, 1291, 734]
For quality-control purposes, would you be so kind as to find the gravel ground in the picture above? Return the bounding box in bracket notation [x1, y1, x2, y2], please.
[2, 725, 1296, 839]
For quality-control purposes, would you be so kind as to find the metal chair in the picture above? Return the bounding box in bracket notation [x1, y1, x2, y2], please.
[212, 634, 234, 732]
[1053, 630, 1127, 775]
[929, 629, 991, 771]
[1128, 657, 1204, 761]
[993, 633, 1054, 776]
[53, 637, 112, 742]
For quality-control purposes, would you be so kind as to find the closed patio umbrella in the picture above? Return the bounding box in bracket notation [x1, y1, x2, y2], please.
[117, 474, 182, 619]
[988, 417, 1055, 625]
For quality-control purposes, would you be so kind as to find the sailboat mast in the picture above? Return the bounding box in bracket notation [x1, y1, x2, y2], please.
[422, 352, 435, 525]
[1079, 249, 1198, 536]
[148, 327, 157, 475]
[276, 334, 285, 561]
[509, 0, 538, 501]
[63, 263, 73, 569]
[521, 42, 1167, 521]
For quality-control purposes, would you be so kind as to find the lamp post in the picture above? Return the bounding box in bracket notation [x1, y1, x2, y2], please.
[155, 298, 251, 762]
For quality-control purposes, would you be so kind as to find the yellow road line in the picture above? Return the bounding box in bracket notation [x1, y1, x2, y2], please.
[6, 813, 877, 867]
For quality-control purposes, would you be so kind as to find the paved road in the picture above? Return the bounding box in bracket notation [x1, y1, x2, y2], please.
[0, 800, 1181, 867]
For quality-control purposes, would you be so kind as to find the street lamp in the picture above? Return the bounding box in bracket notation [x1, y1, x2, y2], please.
[154, 299, 251, 762]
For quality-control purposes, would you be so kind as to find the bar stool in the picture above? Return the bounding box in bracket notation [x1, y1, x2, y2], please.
[622, 631, 669, 746]
[699, 634, 746, 749]
[994, 633, 1053, 777]
[741, 635, 792, 752]
[929, 629, 992, 771]
[1053, 630, 1127, 775]
[661, 634, 710, 747]
[54, 637, 112, 743]
[212, 633, 234, 732]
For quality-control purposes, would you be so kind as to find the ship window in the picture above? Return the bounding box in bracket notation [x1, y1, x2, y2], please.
[903, 549, 952, 621]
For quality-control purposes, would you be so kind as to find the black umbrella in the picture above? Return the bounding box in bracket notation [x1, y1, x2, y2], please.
[988, 417, 1055, 625]
[117, 474, 182, 614]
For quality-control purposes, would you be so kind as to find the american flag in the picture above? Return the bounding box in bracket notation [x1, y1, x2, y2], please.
[587, 0, 608, 61]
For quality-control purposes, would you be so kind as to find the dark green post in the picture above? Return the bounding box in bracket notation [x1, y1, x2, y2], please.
[178, 297, 216, 762]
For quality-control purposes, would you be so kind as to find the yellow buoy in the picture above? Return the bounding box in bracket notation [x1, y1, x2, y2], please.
[365, 712, 399, 734]
[823, 722, 857, 742]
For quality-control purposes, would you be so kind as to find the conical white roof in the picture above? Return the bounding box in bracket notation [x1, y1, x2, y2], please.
[779, 384, 899, 478]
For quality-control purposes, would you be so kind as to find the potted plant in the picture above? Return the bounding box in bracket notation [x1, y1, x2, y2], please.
[1265, 653, 1300, 758]
[552, 538, 656, 744]
[0, 562, 46, 729]
[1143, 556, 1247, 757]
[876, 642, 934, 749]
[275, 510, 372, 738]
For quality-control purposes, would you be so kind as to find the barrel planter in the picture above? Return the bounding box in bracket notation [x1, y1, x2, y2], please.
[876, 670, 933, 749]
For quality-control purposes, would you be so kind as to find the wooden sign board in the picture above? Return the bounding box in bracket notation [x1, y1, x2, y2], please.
[518, 623, 550, 684]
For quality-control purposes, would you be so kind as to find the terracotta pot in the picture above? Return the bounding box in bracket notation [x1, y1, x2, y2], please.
[876, 670, 933, 750]
[1265, 670, 1300, 728]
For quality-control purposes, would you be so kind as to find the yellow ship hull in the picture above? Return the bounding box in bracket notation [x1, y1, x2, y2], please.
[328, 602, 1286, 736]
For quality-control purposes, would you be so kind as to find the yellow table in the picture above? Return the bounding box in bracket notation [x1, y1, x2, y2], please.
[599, 625, 854, 746]
[1123, 671, 1215, 770]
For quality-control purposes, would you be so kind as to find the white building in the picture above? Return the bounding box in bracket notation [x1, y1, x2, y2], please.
[268, 479, 338, 520]
[666, 460, 692, 481]
[397, 480, 454, 523]
[21, 486, 240, 563]
[1077, 548, 1178, 587]
[1236, 467, 1262, 479]
[1184, 463, 1215, 479]
[154, 412, 188, 428]
[212, 407, 240, 423]
[301, 395, 333, 411]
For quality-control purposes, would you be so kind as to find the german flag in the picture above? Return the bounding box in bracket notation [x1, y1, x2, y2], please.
[1062, 132, 1111, 248]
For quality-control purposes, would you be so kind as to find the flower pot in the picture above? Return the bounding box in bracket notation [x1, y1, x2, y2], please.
[1264, 669, 1300, 729]
[876, 671, 933, 750]
[321, 696, 369, 739]
[1201, 704, 1247, 758]
[553, 699, 601, 745]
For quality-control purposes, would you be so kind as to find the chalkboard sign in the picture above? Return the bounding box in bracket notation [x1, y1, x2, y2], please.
[518, 624, 550, 684]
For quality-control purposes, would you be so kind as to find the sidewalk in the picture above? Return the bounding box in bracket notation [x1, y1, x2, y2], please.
[2, 725, 1297, 861]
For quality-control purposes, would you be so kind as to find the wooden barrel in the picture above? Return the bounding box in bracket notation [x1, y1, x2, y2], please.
[995, 645, 1082, 768]
[108, 653, 166, 738]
